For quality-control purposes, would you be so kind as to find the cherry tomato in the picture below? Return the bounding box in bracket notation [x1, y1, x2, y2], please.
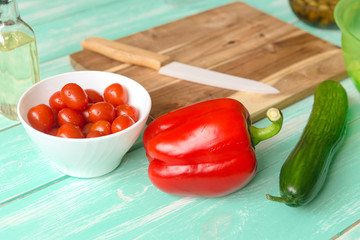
[56, 123, 84, 138]
[89, 120, 112, 135]
[81, 104, 93, 123]
[57, 108, 85, 127]
[116, 104, 139, 122]
[49, 91, 66, 112]
[82, 122, 93, 136]
[46, 127, 59, 136]
[103, 83, 128, 107]
[60, 83, 88, 110]
[52, 109, 59, 128]
[85, 89, 104, 103]
[86, 131, 105, 138]
[111, 114, 135, 133]
[27, 104, 54, 132]
[88, 102, 116, 122]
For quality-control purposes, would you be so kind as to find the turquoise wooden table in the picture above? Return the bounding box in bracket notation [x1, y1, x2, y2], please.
[1, 0, 359, 239]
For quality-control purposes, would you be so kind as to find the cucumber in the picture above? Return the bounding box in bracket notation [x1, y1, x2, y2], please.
[266, 80, 348, 207]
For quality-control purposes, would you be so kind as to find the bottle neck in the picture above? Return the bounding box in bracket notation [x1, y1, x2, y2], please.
[0, 0, 20, 24]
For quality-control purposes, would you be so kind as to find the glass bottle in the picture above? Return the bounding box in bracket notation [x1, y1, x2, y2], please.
[0, 0, 40, 120]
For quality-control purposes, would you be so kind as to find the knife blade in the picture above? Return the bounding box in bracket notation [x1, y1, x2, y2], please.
[81, 37, 280, 94]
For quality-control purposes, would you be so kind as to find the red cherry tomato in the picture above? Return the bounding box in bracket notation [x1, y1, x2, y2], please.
[49, 91, 66, 112]
[85, 89, 104, 103]
[57, 108, 85, 127]
[56, 123, 84, 138]
[86, 131, 105, 138]
[116, 104, 139, 122]
[82, 122, 93, 136]
[27, 104, 54, 132]
[81, 104, 93, 123]
[60, 83, 88, 111]
[88, 102, 116, 123]
[51, 109, 59, 128]
[46, 127, 59, 136]
[89, 120, 112, 135]
[103, 83, 128, 107]
[111, 114, 135, 133]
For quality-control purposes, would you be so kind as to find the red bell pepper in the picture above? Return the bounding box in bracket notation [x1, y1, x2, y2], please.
[143, 98, 283, 197]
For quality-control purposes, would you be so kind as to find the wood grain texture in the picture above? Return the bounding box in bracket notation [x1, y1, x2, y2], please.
[70, 2, 347, 122]
[332, 220, 360, 240]
[1, 79, 359, 240]
[0, 122, 359, 239]
[81, 37, 172, 70]
[32, 0, 240, 63]
[0, 126, 64, 205]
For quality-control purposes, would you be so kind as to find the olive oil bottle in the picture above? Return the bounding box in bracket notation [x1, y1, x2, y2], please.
[0, 0, 40, 120]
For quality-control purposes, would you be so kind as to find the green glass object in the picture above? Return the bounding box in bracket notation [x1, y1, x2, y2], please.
[335, 0, 360, 92]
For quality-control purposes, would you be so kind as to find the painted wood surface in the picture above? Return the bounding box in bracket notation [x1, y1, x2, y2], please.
[0, 0, 359, 239]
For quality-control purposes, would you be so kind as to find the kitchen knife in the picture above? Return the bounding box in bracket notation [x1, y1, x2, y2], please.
[81, 37, 280, 94]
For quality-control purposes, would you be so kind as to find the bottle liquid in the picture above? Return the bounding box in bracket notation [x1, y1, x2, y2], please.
[0, 0, 40, 120]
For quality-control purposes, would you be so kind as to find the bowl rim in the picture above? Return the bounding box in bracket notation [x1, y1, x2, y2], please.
[17, 71, 151, 142]
[334, 0, 360, 42]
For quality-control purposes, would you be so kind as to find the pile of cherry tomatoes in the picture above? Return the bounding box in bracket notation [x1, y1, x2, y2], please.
[27, 82, 139, 138]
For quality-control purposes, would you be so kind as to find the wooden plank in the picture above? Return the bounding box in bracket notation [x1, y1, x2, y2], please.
[27, 0, 297, 64]
[0, 126, 62, 205]
[19, 0, 119, 26]
[0, 118, 19, 132]
[70, 2, 347, 122]
[332, 220, 360, 240]
[1, 78, 359, 238]
[0, 109, 359, 239]
[0, 122, 143, 205]
[293, 21, 342, 46]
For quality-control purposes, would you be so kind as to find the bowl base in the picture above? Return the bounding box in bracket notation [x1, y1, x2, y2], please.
[54, 163, 120, 178]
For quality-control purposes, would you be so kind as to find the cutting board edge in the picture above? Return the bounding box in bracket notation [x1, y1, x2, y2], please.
[248, 70, 349, 122]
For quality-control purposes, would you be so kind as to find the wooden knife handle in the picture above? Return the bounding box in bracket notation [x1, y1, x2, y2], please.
[81, 37, 172, 70]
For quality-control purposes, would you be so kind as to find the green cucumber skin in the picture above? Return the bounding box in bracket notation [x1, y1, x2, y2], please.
[273, 80, 348, 207]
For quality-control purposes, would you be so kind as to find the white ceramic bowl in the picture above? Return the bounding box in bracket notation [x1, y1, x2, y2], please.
[17, 71, 151, 178]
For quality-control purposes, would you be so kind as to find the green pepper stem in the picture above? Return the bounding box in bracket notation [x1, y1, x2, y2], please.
[266, 194, 301, 207]
[265, 194, 287, 203]
[249, 108, 283, 146]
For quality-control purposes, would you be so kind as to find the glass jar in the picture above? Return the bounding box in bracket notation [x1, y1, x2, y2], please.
[0, 0, 40, 120]
[289, 0, 339, 28]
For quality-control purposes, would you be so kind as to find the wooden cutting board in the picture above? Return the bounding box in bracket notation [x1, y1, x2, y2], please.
[70, 2, 347, 122]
